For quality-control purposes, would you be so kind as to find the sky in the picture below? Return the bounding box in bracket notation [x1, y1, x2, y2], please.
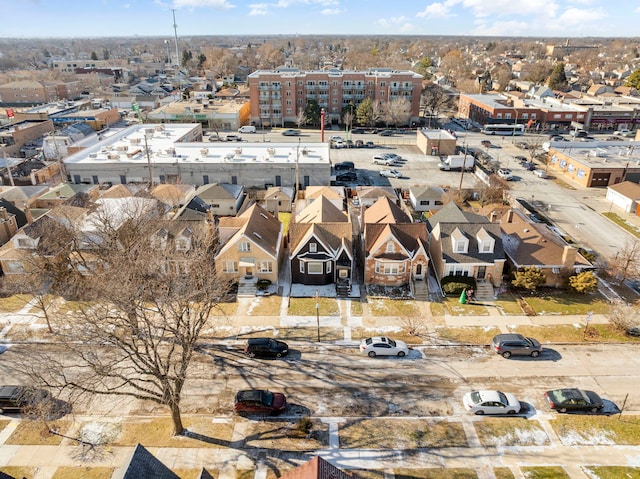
[2, 0, 640, 38]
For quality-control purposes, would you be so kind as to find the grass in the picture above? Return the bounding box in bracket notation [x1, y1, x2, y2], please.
[0, 420, 10, 433]
[494, 468, 516, 479]
[430, 301, 447, 316]
[603, 212, 640, 238]
[493, 293, 526, 315]
[519, 292, 611, 315]
[172, 469, 218, 479]
[52, 467, 113, 479]
[339, 418, 467, 449]
[0, 294, 33, 313]
[550, 415, 640, 445]
[435, 326, 500, 345]
[351, 300, 363, 316]
[507, 323, 640, 343]
[278, 212, 291, 235]
[113, 417, 233, 448]
[350, 471, 386, 479]
[521, 466, 570, 479]
[277, 327, 344, 342]
[368, 299, 420, 316]
[241, 419, 329, 451]
[5, 420, 71, 445]
[350, 327, 425, 345]
[438, 297, 490, 316]
[247, 295, 282, 316]
[211, 302, 238, 316]
[0, 467, 37, 479]
[474, 418, 549, 447]
[582, 467, 640, 479]
[393, 470, 477, 479]
[288, 297, 339, 316]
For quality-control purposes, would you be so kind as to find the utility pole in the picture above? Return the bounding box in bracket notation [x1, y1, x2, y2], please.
[295, 138, 300, 199]
[144, 131, 154, 188]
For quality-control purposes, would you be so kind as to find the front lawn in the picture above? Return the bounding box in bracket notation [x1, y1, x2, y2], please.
[507, 323, 639, 343]
[368, 299, 420, 316]
[241, 418, 329, 451]
[435, 326, 500, 345]
[518, 291, 611, 315]
[521, 466, 570, 479]
[288, 297, 339, 316]
[113, 417, 233, 448]
[550, 415, 640, 446]
[474, 418, 549, 446]
[582, 466, 640, 479]
[5, 420, 71, 445]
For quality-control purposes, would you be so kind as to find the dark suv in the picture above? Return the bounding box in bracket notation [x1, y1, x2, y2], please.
[245, 338, 289, 358]
[491, 334, 542, 358]
[335, 161, 355, 171]
[0, 385, 50, 414]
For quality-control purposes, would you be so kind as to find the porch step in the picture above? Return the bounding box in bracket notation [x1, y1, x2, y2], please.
[474, 281, 494, 301]
[413, 280, 429, 301]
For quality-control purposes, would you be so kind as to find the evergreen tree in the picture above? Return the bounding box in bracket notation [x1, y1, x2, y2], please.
[512, 267, 546, 291]
[568, 270, 598, 293]
[304, 99, 321, 127]
[548, 62, 568, 91]
[625, 68, 640, 90]
[90, 51, 98, 61]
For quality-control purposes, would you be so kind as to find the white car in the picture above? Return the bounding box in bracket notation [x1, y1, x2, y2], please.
[463, 390, 521, 415]
[373, 156, 396, 165]
[497, 168, 513, 180]
[329, 135, 343, 142]
[614, 129, 633, 137]
[360, 336, 409, 357]
[533, 169, 548, 178]
[379, 169, 402, 178]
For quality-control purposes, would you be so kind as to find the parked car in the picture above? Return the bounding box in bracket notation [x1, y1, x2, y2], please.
[333, 139, 345, 148]
[359, 336, 409, 357]
[226, 134, 242, 141]
[345, 140, 354, 148]
[238, 125, 256, 133]
[379, 169, 403, 178]
[335, 161, 355, 171]
[523, 162, 536, 171]
[533, 169, 549, 178]
[614, 128, 633, 137]
[329, 135, 343, 142]
[497, 168, 513, 180]
[463, 390, 521, 415]
[355, 140, 364, 148]
[570, 130, 588, 138]
[372, 155, 397, 166]
[0, 385, 51, 414]
[544, 388, 604, 413]
[378, 129, 394, 136]
[282, 129, 301, 136]
[514, 155, 527, 163]
[491, 334, 542, 358]
[365, 141, 376, 148]
[515, 141, 529, 149]
[234, 389, 287, 416]
[481, 140, 492, 148]
[244, 338, 289, 358]
[335, 172, 357, 182]
[351, 127, 365, 134]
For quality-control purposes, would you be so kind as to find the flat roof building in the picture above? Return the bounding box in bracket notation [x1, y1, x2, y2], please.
[63, 123, 330, 189]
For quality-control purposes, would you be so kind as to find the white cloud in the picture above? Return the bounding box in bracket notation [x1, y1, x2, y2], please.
[375, 16, 415, 33]
[557, 6, 606, 25]
[461, 0, 559, 19]
[417, 0, 459, 18]
[321, 8, 341, 15]
[248, 2, 269, 14]
[172, 0, 235, 8]
[471, 19, 530, 36]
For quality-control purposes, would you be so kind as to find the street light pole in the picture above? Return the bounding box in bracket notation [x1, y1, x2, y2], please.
[315, 289, 320, 342]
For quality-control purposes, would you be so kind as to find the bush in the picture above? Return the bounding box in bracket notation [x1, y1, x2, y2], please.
[256, 279, 272, 291]
[441, 276, 476, 295]
[294, 417, 313, 435]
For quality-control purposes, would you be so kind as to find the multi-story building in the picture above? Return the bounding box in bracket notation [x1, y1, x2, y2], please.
[248, 68, 423, 127]
[0, 80, 82, 106]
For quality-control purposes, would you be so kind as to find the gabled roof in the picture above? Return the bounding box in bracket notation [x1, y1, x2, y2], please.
[289, 222, 352, 258]
[37, 183, 96, 201]
[427, 202, 488, 230]
[195, 183, 243, 201]
[608, 180, 640, 200]
[0, 198, 28, 228]
[117, 444, 180, 479]
[364, 196, 410, 224]
[410, 185, 445, 200]
[305, 185, 345, 200]
[280, 456, 361, 479]
[100, 184, 145, 199]
[295, 195, 348, 224]
[0, 185, 50, 203]
[500, 209, 591, 269]
[217, 203, 282, 257]
[151, 184, 196, 206]
[365, 223, 427, 259]
[264, 186, 295, 200]
[356, 186, 398, 201]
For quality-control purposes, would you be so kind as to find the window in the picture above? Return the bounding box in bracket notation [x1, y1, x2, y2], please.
[552, 267, 560, 274]
[309, 243, 317, 253]
[482, 243, 491, 253]
[223, 260, 238, 273]
[420, 200, 430, 206]
[435, 200, 443, 205]
[299, 262, 304, 273]
[239, 242, 250, 252]
[380, 81, 386, 86]
[505, 113, 512, 120]
[308, 262, 323, 274]
[456, 241, 466, 253]
[375, 262, 405, 275]
[386, 242, 394, 253]
[211, 203, 220, 208]
[327, 262, 332, 273]
[259, 261, 273, 273]
[577, 169, 585, 178]
[339, 269, 348, 278]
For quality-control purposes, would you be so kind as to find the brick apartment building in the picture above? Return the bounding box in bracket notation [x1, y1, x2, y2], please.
[247, 68, 423, 127]
[0, 80, 82, 106]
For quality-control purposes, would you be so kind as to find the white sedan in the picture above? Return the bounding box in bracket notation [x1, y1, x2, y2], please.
[463, 390, 521, 415]
[360, 336, 409, 357]
[379, 169, 403, 178]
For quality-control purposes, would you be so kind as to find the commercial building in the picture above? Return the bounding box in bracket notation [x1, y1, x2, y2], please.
[145, 98, 250, 131]
[248, 68, 422, 127]
[63, 123, 330, 189]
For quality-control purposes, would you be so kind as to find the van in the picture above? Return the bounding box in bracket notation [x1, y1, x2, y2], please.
[238, 125, 256, 133]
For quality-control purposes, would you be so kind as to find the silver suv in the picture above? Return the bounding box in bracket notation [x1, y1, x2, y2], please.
[491, 334, 542, 358]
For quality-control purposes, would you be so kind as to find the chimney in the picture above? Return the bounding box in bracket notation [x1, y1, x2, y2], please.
[561, 245, 577, 269]
[507, 209, 514, 223]
[24, 206, 34, 224]
[490, 211, 497, 223]
[0, 207, 8, 221]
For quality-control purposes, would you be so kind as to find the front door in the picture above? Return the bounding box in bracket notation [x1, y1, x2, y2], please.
[245, 267, 253, 278]
[477, 266, 486, 279]
[415, 263, 423, 278]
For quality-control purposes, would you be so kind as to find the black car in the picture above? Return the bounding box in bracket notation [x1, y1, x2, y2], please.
[351, 127, 365, 134]
[378, 130, 394, 136]
[0, 385, 50, 414]
[245, 338, 289, 358]
[335, 172, 357, 182]
[335, 161, 355, 171]
[544, 388, 604, 413]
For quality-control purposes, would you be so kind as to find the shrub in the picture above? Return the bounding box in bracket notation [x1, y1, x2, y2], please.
[441, 275, 476, 295]
[512, 267, 546, 291]
[294, 417, 313, 435]
[568, 270, 598, 293]
[256, 279, 272, 290]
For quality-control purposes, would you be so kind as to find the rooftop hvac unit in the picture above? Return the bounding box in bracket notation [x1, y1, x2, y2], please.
[166, 148, 175, 156]
[116, 145, 128, 151]
[235, 148, 243, 155]
[155, 124, 165, 131]
[130, 138, 141, 145]
[200, 148, 209, 156]
[267, 148, 276, 156]
[107, 153, 120, 160]
[89, 153, 98, 158]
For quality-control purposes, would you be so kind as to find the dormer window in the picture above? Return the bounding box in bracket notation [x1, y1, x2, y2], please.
[310, 242, 317, 253]
[476, 227, 495, 254]
[386, 241, 394, 253]
[450, 227, 468, 254]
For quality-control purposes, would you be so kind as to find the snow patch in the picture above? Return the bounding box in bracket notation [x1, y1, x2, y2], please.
[78, 422, 120, 445]
[489, 427, 548, 447]
[557, 428, 616, 446]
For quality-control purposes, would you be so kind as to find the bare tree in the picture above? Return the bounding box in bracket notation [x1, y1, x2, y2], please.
[295, 108, 307, 129]
[383, 97, 411, 127]
[21, 206, 232, 437]
[609, 239, 640, 283]
[421, 84, 453, 126]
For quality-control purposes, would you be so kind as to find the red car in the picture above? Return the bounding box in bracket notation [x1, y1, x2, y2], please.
[234, 389, 287, 416]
